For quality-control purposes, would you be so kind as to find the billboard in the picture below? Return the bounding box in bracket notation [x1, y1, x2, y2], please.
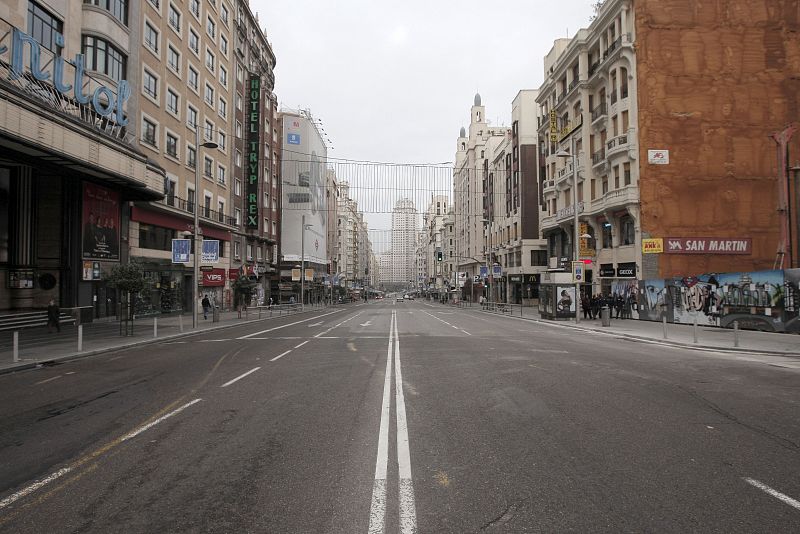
[82, 183, 120, 261]
[281, 114, 327, 265]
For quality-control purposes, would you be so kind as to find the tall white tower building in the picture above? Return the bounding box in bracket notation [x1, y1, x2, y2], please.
[390, 198, 418, 284]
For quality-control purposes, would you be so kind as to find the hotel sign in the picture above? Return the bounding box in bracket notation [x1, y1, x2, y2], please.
[246, 75, 261, 230]
[664, 237, 752, 254]
[549, 110, 558, 142]
[0, 27, 130, 126]
[558, 114, 583, 143]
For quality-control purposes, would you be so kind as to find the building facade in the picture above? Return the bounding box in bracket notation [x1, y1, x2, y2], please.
[388, 198, 418, 285]
[0, 1, 164, 315]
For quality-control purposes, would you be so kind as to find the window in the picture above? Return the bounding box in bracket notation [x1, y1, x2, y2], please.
[246, 244, 253, 261]
[234, 208, 241, 226]
[143, 68, 158, 99]
[234, 178, 241, 196]
[168, 4, 180, 32]
[144, 21, 159, 53]
[235, 120, 242, 139]
[221, 4, 229, 25]
[147, 0, 160, 8]
[166, 132, 178, 158]
[203, 156, 213, 177]
[218, 97, 227, 118]
[187, 105, 198, 129]
[235, 93, 242, 111]
[204, 120, 213, 141]
[218, 200, 225, 217]
[219, 66, 227, 87]
[257, 244, 263, 261]
[217, 165, 226, 185]
[187, 188, 196, 212]
[236, 63, 243, 83]
[206, 16, 216, 38]
[220, 34, 228, 55]
[28, 1, 63, 53]
[188, 65, 198, 91]
[217, 131, 226, 150]
[204, 195, 212, 218]
[189, 28, 199, 53]
[138, 224, 175, 251]
[602, 223, 613, 249]
[272, 220, 277, 236]
[205, 49, 215, 72]
[167, 45, 180, 73]
[82, 35, 127, 81]
[235, 150, 242, 167]
[530, 250, 547, 266]
[620, 216, 635, 246]
[187, 144, 196, 168]
[164, 90, 178, 116]
[190, 0, 199, 17]
[83, 0, 128, 26]
[141, 117, 157, 146]
[234, 240, 241, 258]
[204, 83, 214, 105]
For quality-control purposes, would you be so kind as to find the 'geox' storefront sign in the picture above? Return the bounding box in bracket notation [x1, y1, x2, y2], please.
[0, 24, 131, 139]
[246, 75, 261, 230]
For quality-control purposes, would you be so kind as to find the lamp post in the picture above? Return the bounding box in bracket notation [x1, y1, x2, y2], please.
[557, 137, 581, 324]
[193, 125, 218, 329]
[300, 214, 313, 311]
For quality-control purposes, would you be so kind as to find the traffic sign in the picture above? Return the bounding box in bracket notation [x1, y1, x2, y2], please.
[571, 261, 584, 283]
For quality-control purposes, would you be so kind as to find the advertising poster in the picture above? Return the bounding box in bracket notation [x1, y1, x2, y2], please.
[555, 285, 576, 318]
[82, 183, 120, 261]
[280, 114, 327, 265]
[638, 279, 668, 322]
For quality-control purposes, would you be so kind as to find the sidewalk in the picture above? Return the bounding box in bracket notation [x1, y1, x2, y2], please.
[0, 304, 334, 374]
[446, 301, 800, 357]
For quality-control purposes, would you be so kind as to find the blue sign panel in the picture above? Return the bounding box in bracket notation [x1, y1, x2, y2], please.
[479, 266, 488, 277]
[201, 240, 220, 263]
[172, 239, 191, 263]
[287, 133, 301, 145]
[492, 264, 503, 276]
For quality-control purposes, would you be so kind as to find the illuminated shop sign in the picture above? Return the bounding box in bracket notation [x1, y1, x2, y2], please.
[246, 75, 261, 229]
[0, 28, 130, 126]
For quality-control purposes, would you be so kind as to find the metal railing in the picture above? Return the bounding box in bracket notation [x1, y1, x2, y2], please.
[592, 149, 606, 166]
[159, 195, 238, 226]
[591, 103, 607, 121]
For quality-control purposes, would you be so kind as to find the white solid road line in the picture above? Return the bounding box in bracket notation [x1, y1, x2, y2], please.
[121, 398, 202, 442]
[220, 367, 261, 388]
[0, 467, 73, 510]
[33, 375, 62, 386]
[270, 350, 292, 362]
[368, 311, 417, 534]
[743, 477, 800, 511]
[314, 312, 362, 338]
[294, 340, 309, 349]
[237, 309, 342, 339]
[368, 311, 394, 534]
[393, 312, 417, 533]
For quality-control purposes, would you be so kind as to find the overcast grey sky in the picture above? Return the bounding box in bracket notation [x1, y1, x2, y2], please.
[252, 1, 598, 244]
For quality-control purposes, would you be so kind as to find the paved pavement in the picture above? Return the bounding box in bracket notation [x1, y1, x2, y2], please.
[0, 301, 798, 532]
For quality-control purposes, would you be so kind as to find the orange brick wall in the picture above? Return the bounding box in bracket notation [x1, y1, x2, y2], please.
[635, 0, 800, 277]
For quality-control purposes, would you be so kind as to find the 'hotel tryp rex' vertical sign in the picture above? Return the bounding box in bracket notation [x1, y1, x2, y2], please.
[0, 27, 130, 126]
[246, 75, 261, 230]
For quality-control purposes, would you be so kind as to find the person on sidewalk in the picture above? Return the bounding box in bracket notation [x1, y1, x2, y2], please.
[201, 295, 211, 320]
[582, 293, 591, 319]
[47, 299, 61, 333]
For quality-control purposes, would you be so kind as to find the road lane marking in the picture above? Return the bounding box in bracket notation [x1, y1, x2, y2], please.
[0, 467, 74, 510]
[460, 330, 472, 336]
[121, 399, 202, 442]
[220, 367, 261, 388]
[368, 310, 394, 534]
[308, 322, 324, 327]
[393, 312, 417, 533]
[360, 321, 373, 327]
[743, 478, 800, 511]
[314, 312, 362, 338]
[237, 309, 342, 339]
[270, 350, 292, 362]
[33, 375, 62, 386]
[294, 340, 309, 349]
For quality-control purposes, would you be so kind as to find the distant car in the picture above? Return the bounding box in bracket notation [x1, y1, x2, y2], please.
[376, 295, 383, 300]
[396, 296, 404, 302]
[404, 294, 414, 300]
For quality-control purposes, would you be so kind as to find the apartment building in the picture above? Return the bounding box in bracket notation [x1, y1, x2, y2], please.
[389, 198, 418, 285]
[335, 182, 374, 291]
[230, 0, 278, 305]
[127, 0, 242, 312]
[0, 1, 164, 314]
[418, 196, 450, 294]
[538, 0, 795, 294]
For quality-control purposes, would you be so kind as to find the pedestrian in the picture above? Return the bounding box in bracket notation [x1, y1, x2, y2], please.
[47, 299, 60, 333]
[201, 294, 211, 320]
[479, 294, 486, 309]
[614, 293, 624, 319]
[268, 296, 274, 309]
[582, 293, 591, 319]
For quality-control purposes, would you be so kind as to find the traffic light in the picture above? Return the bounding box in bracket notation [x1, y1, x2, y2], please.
[436, 251, 443, 262]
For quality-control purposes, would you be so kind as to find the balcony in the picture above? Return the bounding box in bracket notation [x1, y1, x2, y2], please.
[606, 133, 629, 157]
[591, 103, 607, 124]
[157, 195, 238, 227]
[590, 184, 639, 214]
[591, 148, 606, 167]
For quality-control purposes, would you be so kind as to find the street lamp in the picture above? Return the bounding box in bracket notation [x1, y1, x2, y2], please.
[193, 125, 218, 329]
[556, 142, 581, 324]
[301, 214, 313, 311]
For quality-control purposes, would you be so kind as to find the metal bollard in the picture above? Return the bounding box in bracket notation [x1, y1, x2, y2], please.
[179, 313, 183, 333]
[78, 324, 83, 352]
[153, 317, 158, 338]
[662, 316, 668, 339]
[13, 331, 19, 362]
[734, 321, 739, 347]
[259, 307, 262, 319]
[693, 315, 698, 344]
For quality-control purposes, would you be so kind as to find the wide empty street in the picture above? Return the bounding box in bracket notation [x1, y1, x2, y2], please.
[0, 301, 798, 533]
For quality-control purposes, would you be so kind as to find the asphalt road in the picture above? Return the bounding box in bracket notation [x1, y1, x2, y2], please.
[0, 301, 798, 533]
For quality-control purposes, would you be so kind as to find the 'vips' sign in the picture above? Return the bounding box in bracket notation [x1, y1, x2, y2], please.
[664, 238, 752, 254]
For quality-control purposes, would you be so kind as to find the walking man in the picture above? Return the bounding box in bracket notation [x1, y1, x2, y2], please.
[47, 299, 61, 333]
[201, 294, 211, 320]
